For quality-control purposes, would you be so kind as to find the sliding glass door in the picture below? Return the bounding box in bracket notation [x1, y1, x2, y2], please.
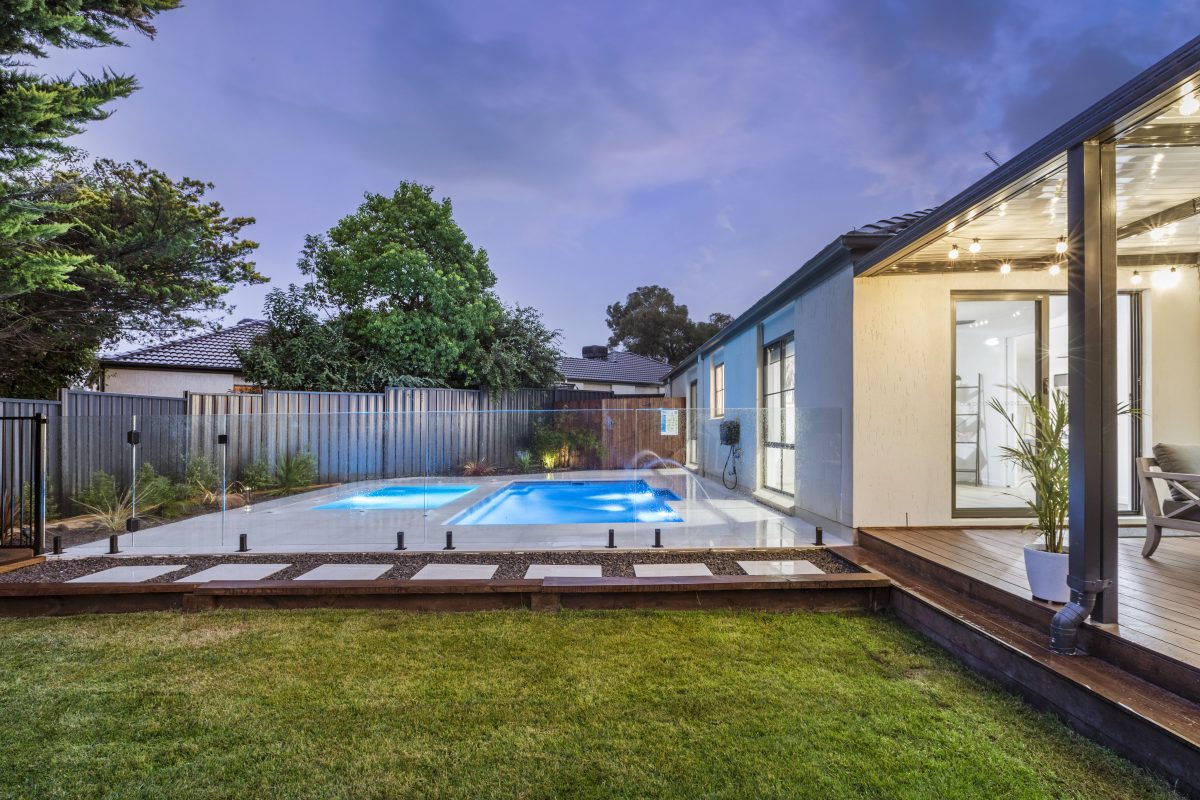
[762, 336, 795, 494]
[953, 293, 1140, 516]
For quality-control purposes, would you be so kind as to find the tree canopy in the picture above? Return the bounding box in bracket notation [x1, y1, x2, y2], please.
[0, 160, 263, 398]
[238, 183, 563, 393]
[1, 1, 181, 299]
[605, 286, 731, 364]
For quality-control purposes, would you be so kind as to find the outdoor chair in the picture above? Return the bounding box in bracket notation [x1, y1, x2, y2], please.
[1137, 444, 1200, 557]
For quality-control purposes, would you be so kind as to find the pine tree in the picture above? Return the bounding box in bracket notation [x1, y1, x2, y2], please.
[0, 0, 181, 298]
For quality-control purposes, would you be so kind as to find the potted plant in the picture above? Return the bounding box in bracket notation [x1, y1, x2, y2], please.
[988, 386, 1071, 603]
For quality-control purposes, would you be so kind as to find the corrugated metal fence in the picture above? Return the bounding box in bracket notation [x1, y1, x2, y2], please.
[0, 387, 613, 510]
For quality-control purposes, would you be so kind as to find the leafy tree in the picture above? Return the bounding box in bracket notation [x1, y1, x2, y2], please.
[234, 285, 444, 393]
[239, 183, 564, 393]
[0, 159, 263, 398]
[605, 286, 731, 364]
[472, 304, 563, 393]
[1, 1, 181, 298]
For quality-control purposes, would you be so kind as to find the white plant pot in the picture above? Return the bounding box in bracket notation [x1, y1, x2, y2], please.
[1023, 542, 1070, 604]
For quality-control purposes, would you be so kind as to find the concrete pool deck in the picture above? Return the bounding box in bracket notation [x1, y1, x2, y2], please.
[58, 469, 849, 556]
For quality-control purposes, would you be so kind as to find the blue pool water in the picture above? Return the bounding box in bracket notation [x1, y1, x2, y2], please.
[314, 485, 478, 510]
[448, 480, 682, 525]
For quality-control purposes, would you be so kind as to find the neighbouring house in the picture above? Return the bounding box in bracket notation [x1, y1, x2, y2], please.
[558, 346, 670, 395]
[96, 319, 268, 396]
[666, 35, 1200, 590]
[97, 323, 669, 398]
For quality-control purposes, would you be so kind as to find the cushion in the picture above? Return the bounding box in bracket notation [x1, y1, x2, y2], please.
[1152, 443, 1200, 501]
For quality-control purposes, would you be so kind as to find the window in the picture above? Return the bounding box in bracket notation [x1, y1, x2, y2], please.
[952, 292, 1141, 516]
[686, 380, 699, 466]
[712, 363, 725, 417]
[761, 337, 795, 494]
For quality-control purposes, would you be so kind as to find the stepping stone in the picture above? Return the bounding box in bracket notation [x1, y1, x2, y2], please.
[411, 563, 497, 580]
[737, 559, 824, 576]
[524, 564, 603, 579]
[293, 564, 391, 581]
[178, 564, 290, 583]
[633, 563, 713, 577]
[68, 565, 186, 584]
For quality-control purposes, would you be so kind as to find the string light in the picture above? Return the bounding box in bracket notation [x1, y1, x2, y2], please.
[1130, 271, 1143, 285]
[999, 262, 1012, 274]
[1153, 267, 1182, 289]
[1055, 236, 1068, 254]
[1048, 262, 1061, 276]
[948, 244, 960, 260]
[969, 238, 981, 254]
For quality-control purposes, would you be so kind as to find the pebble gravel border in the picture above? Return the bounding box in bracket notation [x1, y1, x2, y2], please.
[2, 548, 857, 584]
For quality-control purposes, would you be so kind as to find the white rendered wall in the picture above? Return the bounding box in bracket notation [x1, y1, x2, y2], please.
[852, 267, 1198, 527]
[101, 368, 242, 397]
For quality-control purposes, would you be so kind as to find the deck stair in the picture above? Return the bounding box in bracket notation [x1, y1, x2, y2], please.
[841, 532, 1200, 797]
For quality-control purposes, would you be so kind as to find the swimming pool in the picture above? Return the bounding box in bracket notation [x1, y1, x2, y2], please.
[314, 485, 478, 510]
[448, 480, 682, 525]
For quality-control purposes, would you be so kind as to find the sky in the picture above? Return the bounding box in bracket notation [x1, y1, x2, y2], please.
[42, 0, 1196, 355]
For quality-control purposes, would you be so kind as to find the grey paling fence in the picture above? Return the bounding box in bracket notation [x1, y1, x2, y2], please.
[0, 386, 614, 515]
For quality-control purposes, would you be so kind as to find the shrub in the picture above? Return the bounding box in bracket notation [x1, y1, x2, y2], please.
[462, 460, 495, 477]
[184, 455, 222, 504]
[514, 451, 536, 473]
[239, 459, 275, 492]
[273, 451, 317, 496]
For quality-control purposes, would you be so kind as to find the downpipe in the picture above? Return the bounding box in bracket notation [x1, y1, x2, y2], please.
[1049, 577, 1112, 655]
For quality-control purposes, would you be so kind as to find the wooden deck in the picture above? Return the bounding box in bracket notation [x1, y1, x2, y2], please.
[860, 527, 1200, 671]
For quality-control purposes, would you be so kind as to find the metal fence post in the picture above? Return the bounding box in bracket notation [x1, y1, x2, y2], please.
[31, 413, 46, 555]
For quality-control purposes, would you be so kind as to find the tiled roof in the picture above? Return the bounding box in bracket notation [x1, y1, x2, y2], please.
[847, 209, 937, 236]
[100, 319, 268, 371]
[559, 350, 671, 386]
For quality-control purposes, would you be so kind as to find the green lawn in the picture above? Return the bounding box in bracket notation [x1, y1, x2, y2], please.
[0, 610, 1179, 800]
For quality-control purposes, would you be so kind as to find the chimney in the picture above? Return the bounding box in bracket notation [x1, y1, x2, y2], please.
[582, 345, 609, 360]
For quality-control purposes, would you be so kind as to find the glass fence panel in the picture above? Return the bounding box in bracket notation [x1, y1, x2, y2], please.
[40, 405, 841, 556]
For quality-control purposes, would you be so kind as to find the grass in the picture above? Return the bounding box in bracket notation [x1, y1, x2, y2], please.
[0, 610, 1180, 800]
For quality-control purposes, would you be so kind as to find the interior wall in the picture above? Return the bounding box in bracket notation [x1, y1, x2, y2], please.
[1144, 265, 1200, 448]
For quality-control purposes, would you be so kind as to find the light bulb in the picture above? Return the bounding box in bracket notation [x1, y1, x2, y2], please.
[1182, 95, 1200, 116]
[984, 337, 1000, 347]
[1150, 226, 1165, 241]
[1048, 263, 1062, 276]
[969, 238, 981, 254]
[999, 262, 1012, 274]
[1055, 236, 1067, 254]
[1130, 271, 1143, 285]
[948, 244, 959, 260]
[1151, 267, 1182, 289]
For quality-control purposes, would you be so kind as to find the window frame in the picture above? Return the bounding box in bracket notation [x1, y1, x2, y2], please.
[711, 362, 725, 418]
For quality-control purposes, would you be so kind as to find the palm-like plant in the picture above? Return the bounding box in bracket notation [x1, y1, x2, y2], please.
[988, 386, 1070, 554]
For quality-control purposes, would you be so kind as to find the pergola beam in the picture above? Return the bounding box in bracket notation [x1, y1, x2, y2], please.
[1117, 196, 1200, 239]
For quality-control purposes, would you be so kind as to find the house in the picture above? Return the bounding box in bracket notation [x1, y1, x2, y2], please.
[97, 319, 267, 396]
[667, 35, 1200, 632]
[98, 323, 669, 398]
[558, 346, 669, 395]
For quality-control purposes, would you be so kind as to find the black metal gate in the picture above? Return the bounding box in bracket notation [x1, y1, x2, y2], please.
[0, 414, 47, 553]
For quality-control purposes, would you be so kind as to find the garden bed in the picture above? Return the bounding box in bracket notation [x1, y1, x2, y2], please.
[0, 547, 856, 583]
